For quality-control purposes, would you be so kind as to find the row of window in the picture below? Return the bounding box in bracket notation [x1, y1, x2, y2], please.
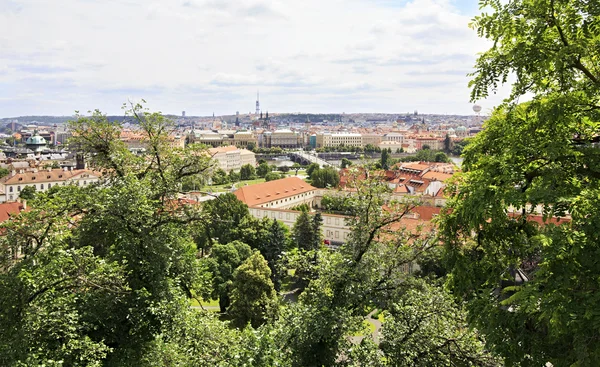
[8, 180, 93, 193]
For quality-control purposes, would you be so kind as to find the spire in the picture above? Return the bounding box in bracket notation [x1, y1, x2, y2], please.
[266, 111, 269, 120]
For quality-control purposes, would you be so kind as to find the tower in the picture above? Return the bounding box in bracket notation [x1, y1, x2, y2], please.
[255, 91, 260, 116]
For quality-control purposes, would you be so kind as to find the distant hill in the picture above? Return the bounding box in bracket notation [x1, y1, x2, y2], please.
[0, 115, 129, 125]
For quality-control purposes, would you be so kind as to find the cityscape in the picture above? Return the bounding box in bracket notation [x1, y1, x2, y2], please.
[0, 0, 597, 366]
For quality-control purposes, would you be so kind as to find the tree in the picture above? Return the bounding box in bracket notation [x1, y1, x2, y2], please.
[340, 158, 352, 169]
[196, 193, 250, 252]
[246, 142, 256, 151]
[0, 168, 8, 178]
[291, 162, 302, 175]
[311, 166, 339, 188]
[443, 134, 452, 153]
[257, 219, 290, 291]
[211, 168, 229, 185]
[381, 148, 391, 170]
[228, 252, 278, 329]
[256, 162, 271, 178]
[0, 103, 214, 365]
[204, 240, 253, 312]
[306, 163, 319, 179]
[239, 164, 256, 180]
[440, 1, 600, 365]
[278, 165, 290, 173]
[379, 282, 500, 366]
[292, 209, 314, 251]
[18, 185, 36, 201]
[265, 172, 282, 182]
[228, 169, 240, 183]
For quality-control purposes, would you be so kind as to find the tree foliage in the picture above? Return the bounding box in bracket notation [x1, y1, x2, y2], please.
[440, 1, 600, 365]
[229, 251, 278, 329]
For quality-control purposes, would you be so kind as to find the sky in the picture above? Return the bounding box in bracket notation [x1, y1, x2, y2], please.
[0, 0, 508, 117]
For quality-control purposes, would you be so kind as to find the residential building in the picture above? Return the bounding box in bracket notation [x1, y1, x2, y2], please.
[0, 168, 102, 202]
[209, 145, 256, 172]
[234, 177, 317, 209]
[316, 133, 362, 148]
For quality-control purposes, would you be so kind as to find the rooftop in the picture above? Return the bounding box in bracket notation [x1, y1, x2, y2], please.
[234, 177, 316, 207]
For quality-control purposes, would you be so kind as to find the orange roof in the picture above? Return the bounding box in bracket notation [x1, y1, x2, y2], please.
[234, 177, 316, 207]
[0, 169, 101, 185]
[209, 145, 239, 155]
[0, 202, 26, 222]
[422, 171, 453, 182]
[401, 163, 430, 172]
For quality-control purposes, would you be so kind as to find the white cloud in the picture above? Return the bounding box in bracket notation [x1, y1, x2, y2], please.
[0, 0, 508, 116]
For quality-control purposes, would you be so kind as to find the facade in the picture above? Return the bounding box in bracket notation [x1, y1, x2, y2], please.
[0, 169, 101, 202]
[361, 134, 382, 147]
[316, 133, 362, 148]
[270, 129, 299, 149]
[233, 131, 257, 148]
[383, 133, 404, 143]
[209, 145, 256, 172]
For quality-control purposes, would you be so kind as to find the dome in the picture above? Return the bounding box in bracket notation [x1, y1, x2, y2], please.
[456, 126, 467, 132]
[447, 127, 455, 132]
[26, 131, 47, 145]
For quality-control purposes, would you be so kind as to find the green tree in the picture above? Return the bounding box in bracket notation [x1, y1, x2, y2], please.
[257, 219, 290, 291]
[18, 185, 36, 201]
[340, 158, 352, 169]
[379, 282, 500, 366]
[256, 162, 271, 178]
[306, 162, 320, 179]
[440, 1, 600, 365]
[291, 162, 302, 175]
[196, 193, 249, 252]
[228, 169, 240, 183]
[228, 252, 278, 329]
[311, 166, 340, 188]
[246, 142, 256, 151]
[265, 171, 282, 182]
[204, 240, 253, 312]
[292, 209, 313, 251]
[0, 168, 8, 178]
[239, 163, 256, 180]
[211, 168, 229, 185]
[443, 134, 452, 153]
[0, 104, 214, 365]
[381, 148, 391, 170]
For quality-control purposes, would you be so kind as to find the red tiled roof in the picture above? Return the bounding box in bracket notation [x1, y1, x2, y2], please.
[234, 177, 316, 207]
[0, 202, 25, 222]
[0, 169, 101, 185]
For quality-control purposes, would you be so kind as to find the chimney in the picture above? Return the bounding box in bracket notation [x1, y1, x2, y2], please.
[63, 167, 68, 172]
[11, 170, 15, 177]
[21, 199, 26, 210]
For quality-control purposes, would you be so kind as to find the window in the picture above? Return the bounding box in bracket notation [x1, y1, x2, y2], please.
[40, 184, 44, 190]
[9, 187, 13, 193]
[83, 181, 87, 185]
[335, 231, 339, 239]
[18, 186, 21, 191]
[47, 175, 51, 179]
[335, 218, 339, 225]
[48, 183, 51, 188]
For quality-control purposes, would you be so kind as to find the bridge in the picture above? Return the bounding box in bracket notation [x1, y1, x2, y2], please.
[256, 151, 337, 169]
[292, 151, 337, 169]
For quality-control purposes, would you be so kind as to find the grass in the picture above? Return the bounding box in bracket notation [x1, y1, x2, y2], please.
[352, 320, 377, 337]
[190, 297, 219, 308]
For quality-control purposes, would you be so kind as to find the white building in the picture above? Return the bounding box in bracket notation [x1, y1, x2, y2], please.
[209, 145, 256, 172]
[0, 168, 102, 202]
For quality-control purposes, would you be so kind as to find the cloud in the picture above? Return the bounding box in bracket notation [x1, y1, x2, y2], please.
[0, 0, 508, 116]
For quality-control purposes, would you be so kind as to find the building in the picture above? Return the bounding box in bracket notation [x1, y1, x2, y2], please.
[209, 145, 256, 172]
[316, 133, 362, 148]
[234, 177, 317, 209]
[233, 131, 258, 148]
[270, 129, 299, 149]
[25, 131, 48, 154]
[361, 133, 382, 147]
[0, 168, 102, 202]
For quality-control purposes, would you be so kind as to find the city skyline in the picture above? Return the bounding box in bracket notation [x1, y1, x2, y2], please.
[1, 0, 509, 117]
